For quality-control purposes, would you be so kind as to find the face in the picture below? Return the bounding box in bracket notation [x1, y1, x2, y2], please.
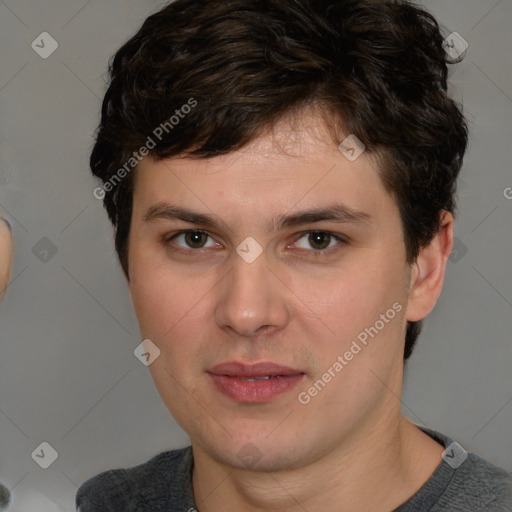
[127, 112, 415, 471]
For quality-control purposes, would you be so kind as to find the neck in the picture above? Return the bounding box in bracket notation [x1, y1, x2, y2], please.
[191, 415, 443, 512]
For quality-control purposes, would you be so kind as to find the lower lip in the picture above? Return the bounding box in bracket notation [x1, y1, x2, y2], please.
[208, 373, 304, 403]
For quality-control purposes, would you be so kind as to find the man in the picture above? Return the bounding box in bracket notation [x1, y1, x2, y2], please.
[77, 0, 512, 510]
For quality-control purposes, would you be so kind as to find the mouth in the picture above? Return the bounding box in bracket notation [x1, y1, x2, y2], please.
[207, 361, 305, 403]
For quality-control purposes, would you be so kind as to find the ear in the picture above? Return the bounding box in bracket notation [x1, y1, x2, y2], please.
[405, 211, 454, 322]
[0, 218, 13, 302]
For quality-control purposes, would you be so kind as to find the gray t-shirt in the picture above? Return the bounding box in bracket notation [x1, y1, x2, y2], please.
[76, 426, 512, 511]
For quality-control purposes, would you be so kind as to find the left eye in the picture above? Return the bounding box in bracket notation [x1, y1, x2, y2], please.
[293, 231, 344, 252]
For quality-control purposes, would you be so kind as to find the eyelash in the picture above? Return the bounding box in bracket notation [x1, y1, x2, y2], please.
[163, 230, 348, 257]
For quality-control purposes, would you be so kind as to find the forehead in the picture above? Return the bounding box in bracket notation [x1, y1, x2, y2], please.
[131, 110, 397, 228]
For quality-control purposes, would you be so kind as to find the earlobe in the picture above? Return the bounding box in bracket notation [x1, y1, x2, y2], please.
[405, 211, 454, 322]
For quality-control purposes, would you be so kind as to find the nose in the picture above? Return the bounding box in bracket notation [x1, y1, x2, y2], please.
[215, 247, 290, 338]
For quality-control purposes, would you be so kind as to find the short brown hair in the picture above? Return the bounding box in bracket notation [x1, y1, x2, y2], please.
[90, 0, 468, 359]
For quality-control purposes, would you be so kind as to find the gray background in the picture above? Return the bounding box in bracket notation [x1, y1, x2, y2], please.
[0, 0, 511, 510]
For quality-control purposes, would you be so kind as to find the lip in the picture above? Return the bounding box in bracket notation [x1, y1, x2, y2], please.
[209, 361, 303, 377]
[207, 361, 305, 403]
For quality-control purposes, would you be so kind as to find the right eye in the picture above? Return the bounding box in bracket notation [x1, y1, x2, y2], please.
[164, 230, 220, 253]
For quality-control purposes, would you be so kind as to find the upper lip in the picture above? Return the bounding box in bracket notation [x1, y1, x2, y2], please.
[208, 361, 304, 378]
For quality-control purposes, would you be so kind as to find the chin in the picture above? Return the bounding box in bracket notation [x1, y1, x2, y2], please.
[197, 431, 314, 472]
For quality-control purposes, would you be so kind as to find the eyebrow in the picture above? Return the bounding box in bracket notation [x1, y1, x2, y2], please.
[142, 202, 372, 232]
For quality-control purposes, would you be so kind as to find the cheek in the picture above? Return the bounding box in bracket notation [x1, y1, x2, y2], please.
[128, 256, 212, 371]
[129, 254, 186, 338]
[308, 258, 408, 356]
[318, 265, 392, 320]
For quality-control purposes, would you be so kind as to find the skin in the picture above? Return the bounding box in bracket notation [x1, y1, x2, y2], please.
[127, 110, 454, 511]
[0, 218, 13, 303]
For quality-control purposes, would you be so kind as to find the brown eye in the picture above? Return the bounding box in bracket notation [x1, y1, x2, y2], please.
[308, 232, 332, 250]
[166, 230, 216, 251]
[183, 231, 208, 249]
[294, 231, 345, 253]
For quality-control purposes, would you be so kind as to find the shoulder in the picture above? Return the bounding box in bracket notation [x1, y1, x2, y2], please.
[75, 446, 193, 512]
[416, 426, 512, 511]
[447, 452, 512, 511]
